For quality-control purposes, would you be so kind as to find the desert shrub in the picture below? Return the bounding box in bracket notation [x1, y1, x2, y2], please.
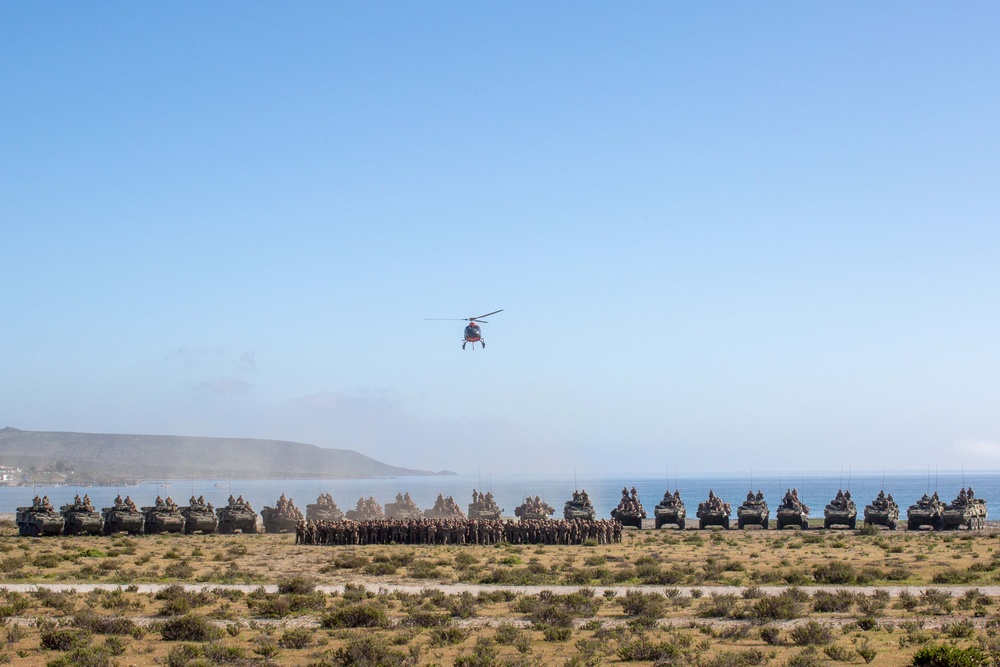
[321, 603, 390, 629]
[40, 627, 91, 651]
[719, 624, 752, 641]
[759, 627, 782, 645]
[278, 627, 313, 649]
[812, 562, 857, 585]
[786, 648, 823, 667]
[164, 560, 194, 579]
[700, 593, 743, 619]
[364, 562, 398, 576]
[857, 522, 880, 536]
[403, 611, 451, 628]
[788, 621, 833, 646]
[911, 644, 988, 667]
[618, 590, 665, 617]
[494, 623, 524, 645]
[857, 640, 877, 664]
[856, 591, 888, 616]
[896, 590, 919, 611]
[706, 650, 769, 667]
[617, 635, 681, 662]
[33, 589, 77, 614]
[453, 637, 498, 667]
[278, 575, 316, 595]
[445, 591, 479, 619]
[430, 627, 470, 646]
[933, 569, 977, 585]
[329, 554, 370, 570]
[749, 592, 803, 621]
[944, 620, 976, 639]
[72, 609, 138, 637]
[44, 645, 116, 667]
[823, 645, 855, 662]
[158, 614, 222, 642]
[919, 589, 954, 614]
[165, 644, 202, 667]
[543, 626, 572, 642]
[811, 590, 855, 613]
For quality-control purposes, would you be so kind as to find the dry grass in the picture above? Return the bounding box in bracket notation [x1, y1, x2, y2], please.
[0, 524, 999, 665]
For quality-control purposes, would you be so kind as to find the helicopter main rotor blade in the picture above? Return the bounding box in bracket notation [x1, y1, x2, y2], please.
[471, 309, 503, 320]
[424, 318, 470, 321]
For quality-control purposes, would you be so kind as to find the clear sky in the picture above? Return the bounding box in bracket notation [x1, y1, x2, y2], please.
[2, 4, 999, 475]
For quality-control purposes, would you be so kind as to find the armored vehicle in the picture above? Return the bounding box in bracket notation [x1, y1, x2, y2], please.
[60, 499, 104, 536]
[696, 491, 731, 529]
[907, 493, 944, 531]
[736, 491, 769, 529]
[425, 494, 466, 520]
[823, 490, 857, 529]
[384, 492, 423, 520]
[611, 486, 646, 529]
[776, 489, 810, 529]
[216, 497, 258, 534]
[564, 490, 597, 521]
[515, 495, 555, 521]
[181, 501, 219, 535]
[261, 494, 303, 533]
[16, 498, 64, 536]
[941, 488, 987, 530]
[468, 489, 503, 520]
[863, 491, 899, 530]
[306, 494, 344, 522]
[654, 489, 686, 529]
[345, 496, 384, 522]
[102, 501, 144, 536]
[142, 502, 186, 535]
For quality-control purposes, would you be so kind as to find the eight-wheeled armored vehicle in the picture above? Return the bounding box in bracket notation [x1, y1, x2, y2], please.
[16, 502, 64, 537]
[823, 490, 857, 529]
[736, 491, 769, 529]
[261, 494, 302, 533]
[776, 489, 810, 529]
[941, 488, 987, 530]
[696, 491, 731, 529]
[60, 500, 104, 536]
[384, 492, 423, 520]
[907, 493, 944, 531]
[564, 490, 597, 521]
[863, 491, 899, 530]
[468, 490, 503, 520]
[515, 495, 555, 521]
[611, 487, 646, 529]
[216, 498, 258, 534]
[102, 502, 145, 535]
[142, 503, 186, 534]
[654, 489, 686, 529]
[425, 494, 466, 520]
[181, 503, 219, 534]
[345, 496, 384, 522]
[306, 494, 344, 522]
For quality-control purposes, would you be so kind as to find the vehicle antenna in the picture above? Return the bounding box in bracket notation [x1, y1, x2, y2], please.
[962, 463, 965, 489]
[750, 466, 753, 492]
[882, 467, 886, 492]
[840, 466, 843, 489]
[848, 466, 851, 491]
[935, 466, 939, 494]
[927, 466, 930, 494]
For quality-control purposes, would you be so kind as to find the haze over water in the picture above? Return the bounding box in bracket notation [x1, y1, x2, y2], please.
[3, 471, 995, 521]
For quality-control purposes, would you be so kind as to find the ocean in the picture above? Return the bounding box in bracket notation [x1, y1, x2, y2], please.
[1, 471, 996, 520]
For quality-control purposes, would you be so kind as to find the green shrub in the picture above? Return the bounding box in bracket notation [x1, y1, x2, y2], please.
[911, 644, 988, 667]
[321, 603, 390, 629]
[278, 628, 313, 649]
[45, 645, 116, 667]
[543, 626, 572, 642]
[788, 621, 833, 646]
[277, 575, 316, 595]
[40, 627, 91, 651]
[159, 614, 223, 642]
[812, 562, 857, 584]
[430, 627, 470, 646]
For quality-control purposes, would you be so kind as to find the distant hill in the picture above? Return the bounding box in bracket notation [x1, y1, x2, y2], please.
[0, 427, 450, 480]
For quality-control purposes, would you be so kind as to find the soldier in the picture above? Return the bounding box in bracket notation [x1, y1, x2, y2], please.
[197, 495, 205, 505]
[189, 495, 197, 506]
[33, 495, 42, 508]
[83, 494, 94, 511]
[228, 494, 236, 504]
[155, 495, 165, 507]
[74, 494, 82, 505]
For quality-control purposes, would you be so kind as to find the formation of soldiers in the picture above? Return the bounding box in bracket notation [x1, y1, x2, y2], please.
[295, 517, 623, 546]
[111, 495, 140, 512]
[515, 495, 555, 517]
[613, 487, 646, 517]
[780, 488, 810, 513]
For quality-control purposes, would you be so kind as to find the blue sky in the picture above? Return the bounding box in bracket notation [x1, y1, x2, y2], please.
[2, 4, 999, 474]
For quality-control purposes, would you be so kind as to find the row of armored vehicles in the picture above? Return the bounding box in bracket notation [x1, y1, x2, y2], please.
[16, 494, 260, 537]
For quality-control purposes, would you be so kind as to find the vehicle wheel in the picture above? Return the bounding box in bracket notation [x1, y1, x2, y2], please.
[722, 518, 730, 530]
[888, 521, 896, 531]
[699, 520, 705, 530]
[907, 519, 916, 530]
[761, 518, 768, 529]
[801, 520, 809, 530]
[824, 519, 831, 530]
[849, 517, 856, 530]
[30, 524, 39, 537]
[738, 519, 744, 529]
[678, 519, 685, 530]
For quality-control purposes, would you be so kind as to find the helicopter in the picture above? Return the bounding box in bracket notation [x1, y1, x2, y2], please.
[425, 309, 503, 349]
